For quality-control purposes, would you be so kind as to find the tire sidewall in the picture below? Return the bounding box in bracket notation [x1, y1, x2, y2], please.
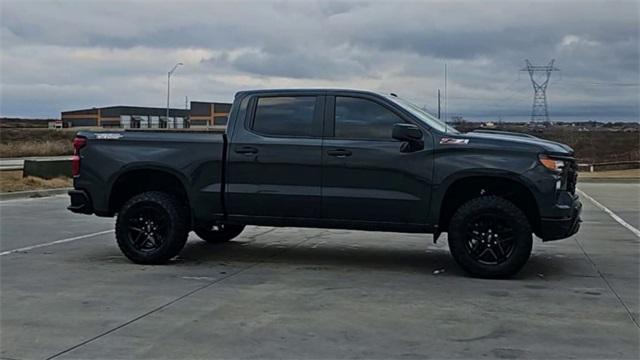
[116, 191, 188, 264]
[448, 196, 533, 278]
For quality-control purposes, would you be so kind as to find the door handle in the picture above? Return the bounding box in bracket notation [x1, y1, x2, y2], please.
[327, 149, 352, 158]
[235, 146, 258, 155]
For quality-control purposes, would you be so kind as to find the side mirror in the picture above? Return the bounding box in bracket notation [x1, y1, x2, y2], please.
[392, 123, 424, 152]
[392, 123, 422, 141]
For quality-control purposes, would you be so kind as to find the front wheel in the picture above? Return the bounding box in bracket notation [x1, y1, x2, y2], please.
[115, 191, 189, 264]
[447, 196, 533, 278]
[194, 224, 245, 244]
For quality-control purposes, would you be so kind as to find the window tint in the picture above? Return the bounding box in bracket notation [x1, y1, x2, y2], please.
[253, 96, 316, 137]
[334, 97, 403, 139]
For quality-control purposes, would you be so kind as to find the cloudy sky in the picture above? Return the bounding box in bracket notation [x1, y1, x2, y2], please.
[1, 0, 638, 121]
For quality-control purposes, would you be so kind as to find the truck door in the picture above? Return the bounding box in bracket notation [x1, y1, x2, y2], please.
[226, 93, 324, 220]
[321, 94, 433, 224]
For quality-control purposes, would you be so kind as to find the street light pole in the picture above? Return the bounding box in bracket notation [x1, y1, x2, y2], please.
[166, 62, 183, 123]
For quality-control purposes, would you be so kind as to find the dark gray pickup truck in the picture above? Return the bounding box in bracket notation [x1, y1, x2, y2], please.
[68, 89, 581, 277]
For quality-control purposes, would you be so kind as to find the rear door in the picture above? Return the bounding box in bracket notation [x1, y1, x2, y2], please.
[226, 92, 324, 220]
[321, 94, 433, 225]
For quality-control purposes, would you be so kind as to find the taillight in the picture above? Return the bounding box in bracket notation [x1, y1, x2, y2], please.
[72, 136, 87, 177]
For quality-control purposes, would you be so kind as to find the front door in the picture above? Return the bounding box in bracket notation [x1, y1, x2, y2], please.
[321, 95, 433, 225]
[226, 93, 324, 220]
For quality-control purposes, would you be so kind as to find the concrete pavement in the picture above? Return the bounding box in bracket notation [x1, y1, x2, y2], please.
[0, 184, 638, 359]
[578, 182, 640, 230]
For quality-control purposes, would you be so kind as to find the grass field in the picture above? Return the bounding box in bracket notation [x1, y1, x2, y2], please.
[455, 124, 640, 164]
[0, 128, 76, 157]
[0, 170, 72, 192]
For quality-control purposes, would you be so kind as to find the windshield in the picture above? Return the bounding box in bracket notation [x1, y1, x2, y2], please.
[384, 95, 458, 134]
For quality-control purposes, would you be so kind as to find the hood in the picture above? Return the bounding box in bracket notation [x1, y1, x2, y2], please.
[462, 130, 574, 156]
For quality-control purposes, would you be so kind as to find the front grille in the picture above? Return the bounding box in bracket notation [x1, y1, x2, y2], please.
[565, 160, 578, 194]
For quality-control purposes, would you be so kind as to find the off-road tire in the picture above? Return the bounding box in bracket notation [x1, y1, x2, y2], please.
[448, 195, 533, 278]
[115, 191, 189, 264]
[194, 224, 245, 244]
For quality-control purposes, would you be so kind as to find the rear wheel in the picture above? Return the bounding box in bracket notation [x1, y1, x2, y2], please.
[115, 191, 188, 264]
[194, 224, 245, 244]
[447, 196, 532, 278]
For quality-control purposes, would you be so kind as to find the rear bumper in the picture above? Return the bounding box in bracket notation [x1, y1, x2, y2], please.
[539, 197, 582, 241]
[67, 189, 93, 214]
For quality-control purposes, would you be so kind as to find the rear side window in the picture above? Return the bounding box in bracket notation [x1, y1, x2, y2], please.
[252, 96, 316, 137]
[334, 97, 403, 140]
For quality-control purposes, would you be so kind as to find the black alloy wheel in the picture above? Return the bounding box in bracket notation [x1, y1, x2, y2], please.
[464, 213, 516, 265]
[125, 204, 170, 252]
[448, 195, 533, 278]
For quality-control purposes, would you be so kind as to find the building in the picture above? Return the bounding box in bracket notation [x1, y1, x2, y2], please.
[189, 101, 232, 128]
[61, 101, 232, 129]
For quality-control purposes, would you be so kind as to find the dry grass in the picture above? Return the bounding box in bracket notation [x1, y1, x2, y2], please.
[455, 123, 640, 163]
[0, 170, 72, 192]
[0, 140, 72, 158]
[0, 128, 76, 157]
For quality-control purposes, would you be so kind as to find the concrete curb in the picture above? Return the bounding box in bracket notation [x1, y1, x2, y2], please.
[0, 187, 72, 201]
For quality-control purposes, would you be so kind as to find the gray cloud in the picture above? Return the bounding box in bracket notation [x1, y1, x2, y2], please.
[0, 0, 638, 121]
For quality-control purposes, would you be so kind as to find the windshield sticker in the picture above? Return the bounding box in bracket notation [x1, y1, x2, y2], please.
[96, 133, 123, 140]
[440, 138, 469, 145]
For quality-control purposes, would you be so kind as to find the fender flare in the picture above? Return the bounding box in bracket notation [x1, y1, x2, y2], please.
[429, 169, 540, 226]
[107, 163, 192, 212]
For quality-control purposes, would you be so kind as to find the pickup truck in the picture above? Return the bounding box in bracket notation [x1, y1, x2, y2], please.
[68, 89, 581, 278]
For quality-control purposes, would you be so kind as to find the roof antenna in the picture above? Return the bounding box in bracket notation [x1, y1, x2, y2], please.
[390, 92, 398, 97]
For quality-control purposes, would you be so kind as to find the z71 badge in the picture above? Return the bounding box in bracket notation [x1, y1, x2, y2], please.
[440, 137, 469, 145]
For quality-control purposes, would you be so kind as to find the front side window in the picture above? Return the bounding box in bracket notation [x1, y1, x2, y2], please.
[384, 95, 456, 134]
[252, 96, 316, 137]
[334, 97, 403, 140]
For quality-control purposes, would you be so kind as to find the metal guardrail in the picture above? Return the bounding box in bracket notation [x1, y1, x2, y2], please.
[577, 161, 640, 172]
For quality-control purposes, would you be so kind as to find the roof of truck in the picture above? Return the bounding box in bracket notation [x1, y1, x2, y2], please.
[235, 88, 389, 97]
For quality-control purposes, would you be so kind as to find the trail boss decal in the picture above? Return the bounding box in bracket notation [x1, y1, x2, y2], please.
[440, 137, 469, 145]
[96, 133, 124, 140]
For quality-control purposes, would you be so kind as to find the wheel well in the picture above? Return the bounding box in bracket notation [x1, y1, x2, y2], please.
[439, 176, 539, 233]
[109, 169, 189, 214]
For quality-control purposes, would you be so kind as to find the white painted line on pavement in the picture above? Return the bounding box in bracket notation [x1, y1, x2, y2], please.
[0, 229, 114, 256]
[577, 188, 640, 238]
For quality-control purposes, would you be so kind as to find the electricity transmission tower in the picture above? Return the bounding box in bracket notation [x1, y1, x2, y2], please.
[521, 59, 559, 123]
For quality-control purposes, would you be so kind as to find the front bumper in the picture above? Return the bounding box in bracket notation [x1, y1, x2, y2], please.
[538, 196, 582, 241]
[67, 189, 93, 214]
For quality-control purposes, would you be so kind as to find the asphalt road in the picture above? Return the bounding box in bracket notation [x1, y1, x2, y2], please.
[1, 183, 638, 359]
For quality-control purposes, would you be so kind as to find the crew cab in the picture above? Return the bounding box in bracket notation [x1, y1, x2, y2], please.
[68, 89, 581, 278]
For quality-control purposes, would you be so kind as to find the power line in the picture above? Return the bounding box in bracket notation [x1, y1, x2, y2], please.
[521, 59, 560, 123]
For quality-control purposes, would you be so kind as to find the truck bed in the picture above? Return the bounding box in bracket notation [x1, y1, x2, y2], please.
[74, 129, 227, 222]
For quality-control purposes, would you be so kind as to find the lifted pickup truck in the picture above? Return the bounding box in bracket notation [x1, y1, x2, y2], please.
[68, 89, 581, 278]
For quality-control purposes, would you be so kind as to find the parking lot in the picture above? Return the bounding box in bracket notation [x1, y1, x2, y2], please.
[1, 181, 638, 359]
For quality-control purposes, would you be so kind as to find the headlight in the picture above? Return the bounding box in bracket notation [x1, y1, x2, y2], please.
[539, 154, 565, 173]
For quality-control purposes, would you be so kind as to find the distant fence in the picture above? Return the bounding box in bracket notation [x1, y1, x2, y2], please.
[577, 161, 640, 172]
